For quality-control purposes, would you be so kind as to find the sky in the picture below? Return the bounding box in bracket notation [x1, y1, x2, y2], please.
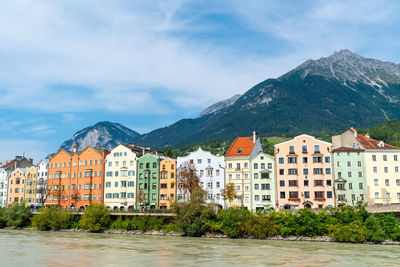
[1, 0, 400, 163]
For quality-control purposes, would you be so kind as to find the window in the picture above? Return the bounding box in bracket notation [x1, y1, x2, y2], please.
[197, 159, 202, 164]
[374, 179, 378, 186]
[261, 184, 270, 190]
[84, 184, 91, 190]
[314, 145, 320, 152]
[337, 161, 342, 167]
[302, 145, 308, 153]
[358, 161, 362, 167]
[115, 161, 119, 167]
[254, 195, 260, 201]
[216, 170, 220, 176]
[254, 163, 258, 169]
[128, 181, 134, 187]
[303, 168, 309, 175]
[121, 181, 127, 187]
[325, 156, 330, 163]
[254, 173, 259, 179]
[383, 155, 387, 161]
[348, 172, 352, 178]
[113, 193, 119, 199]
[337, 183, 345, 190]
[385, 179, 390, 186]
[262, 195, 271, 201]
[327, 191, 333, 199]
[304, 180, 309, 186]
[313, 157, 322, 163]
[314, 180, 323, 186]
[288, 169, 298, 175]
[289, 146, 295, 153]
[280, 192, 285, 199]
[216, 182, 220, 188]
[106, 193, 112, 199]
[228, 163, 232, 168]
[207, 182, 213, 189]
[289, 191, 298, 199]
[349, 183, 353, 189]
[128, 193, 135, 198]
[128, 171, 135, 176]
[314, 191, 324, 199]
[395, 155, 398, 161]
[359, 183, 363, 189]
[304, 191, 310, 198]
[261, 163, 265, 169]
[372, 155, 376, 161]
[373, 167, 377, 173]
[114, 181, 118, 187]
[121, 170, 127, 177]
[152, 183, 157, 189]
[289, 180, 298, 187]
[106, 171, 112, 177]
[279, 169, 284, 175]
[279, 180, 285, 187]
[313, 168, 323, 175]
[358, 171, 362, 177]
[396, 179, 400, 186]
[254, 184, 259, 190]
[288, 157, 297, 164]
[384, 167, 388, 173]
[325, 168, 331, 175]
[347, 161, 351, 167]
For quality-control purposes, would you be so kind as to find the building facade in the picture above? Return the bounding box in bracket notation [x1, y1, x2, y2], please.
[36, 159, 49, 206]
[7, 168, 26, 206]
[250, 152, 276, 212]
[275, 134, 335, 209]
[47, 146, 109, 210]
[332, 147, 367, 206]
[104, 145, 139, 211]
[24, 166, 38, 207]
[177, 148, 225, 208]
[136, 154, 161, 210]
[159, 158, 176, 209]
[333, 128, 400, 205]
[225, 132, 263, 209]
[0, 169, 9, 208]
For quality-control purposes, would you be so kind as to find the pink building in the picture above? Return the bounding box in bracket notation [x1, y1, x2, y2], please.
[275, 134, 335, 209]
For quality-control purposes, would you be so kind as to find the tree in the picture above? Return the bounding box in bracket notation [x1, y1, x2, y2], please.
[177, 161, 201, 196]
[222, 182, 237, 206]
[36, 181, 51, 206]
[165, 148, 175, 158]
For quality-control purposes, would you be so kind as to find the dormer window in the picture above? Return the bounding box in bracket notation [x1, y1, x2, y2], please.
[237, 148, 242, 154]
[378, 141, 384, 148]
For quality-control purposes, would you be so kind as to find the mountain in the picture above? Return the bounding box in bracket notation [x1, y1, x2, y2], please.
[199, 94, 241, 117]
[60, 121, 140, 151]
[131, 49, 400, 148]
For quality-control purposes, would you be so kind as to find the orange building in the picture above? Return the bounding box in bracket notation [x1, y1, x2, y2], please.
[159, 158, 176, 209]
[7, 168, 26, 206]
[47, 146, 109, 210]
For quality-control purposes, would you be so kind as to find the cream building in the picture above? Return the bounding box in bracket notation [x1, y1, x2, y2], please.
[225, 132, 262, 209]
[333, 128, 400, 204]
[104, 144, 141, 211]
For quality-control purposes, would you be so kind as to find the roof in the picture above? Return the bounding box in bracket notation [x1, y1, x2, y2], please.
[333, 147, 364, 152]
[225, 137, 256, 157]
[356, 134, 400, 150]
[0, 160, 15, 169]
[274, 134, 332, 147]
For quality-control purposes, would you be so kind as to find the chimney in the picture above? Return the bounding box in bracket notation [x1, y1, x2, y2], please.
[366, 133, 370, 138]
[73, 144, 78, 153]
[29, 158, 33, 164]
[96, 145, 100, 150]
[253, 131, 257, 144]
[142, 148, 145, 155]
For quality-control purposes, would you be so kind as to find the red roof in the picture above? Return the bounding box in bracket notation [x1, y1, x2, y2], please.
[356, 134, 399, 150]
[0, 160, 15, 169]
[225, 137, 256, 157]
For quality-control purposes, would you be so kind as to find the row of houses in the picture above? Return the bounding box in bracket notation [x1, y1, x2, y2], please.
[1, 127, 400, 211]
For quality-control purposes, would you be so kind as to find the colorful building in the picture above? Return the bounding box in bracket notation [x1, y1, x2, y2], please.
[332, 147, 367, 206]
[333, 128, 400, 205]
[136, 153, 162, 210]
[225, 132, 263, 209]
[159, 158, 177, 209]
[177, 148, 225, 208]
[24, 166, 38, 206]
[47, 146, 109, 210]
[36, 159, 49, 206]
[7, 168, 26, 206]
[275, 134, 335, 209]
[0, 169, 9, 208]
[104, 144, 140, 211]
[250, 152, 276, 212]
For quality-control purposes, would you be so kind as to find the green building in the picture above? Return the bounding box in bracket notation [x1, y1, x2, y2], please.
[250, 152, 276, 212]
[332, 147, 367, 206]
[136, 154, 161, 210]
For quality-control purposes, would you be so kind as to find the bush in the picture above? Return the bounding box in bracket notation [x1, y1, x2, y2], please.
[31, 207, 74, 230]
[80, 205, 111, 232]
[244, 215, 277, 238]
[2, 206, 31, 228]
[0, 208, 6, 228]
[364, 215, 385, 243]
[163, 223, 182, 233]
[219, 208, 252, 238]
[329, 221, 367, 243]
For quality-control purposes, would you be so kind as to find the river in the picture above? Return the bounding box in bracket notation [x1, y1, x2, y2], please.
[0, 230, 399, 266]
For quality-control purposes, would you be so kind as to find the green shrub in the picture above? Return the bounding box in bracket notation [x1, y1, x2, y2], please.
[186, 217, 204, 237]
[0, 208, 6, 228]
[219, 208, 252, 238]
[329, 221, 367, 243]
[31, 207, 73, 230]
[2, 206, 31, 228]
[364, 215, 385, 243]
[163, 223, 182, 233]
[80, 205, 111, 232]
[375, 213, 400, 241]
[244, 215, 277, 238]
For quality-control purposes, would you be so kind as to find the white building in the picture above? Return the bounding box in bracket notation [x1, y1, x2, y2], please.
[177, 148, 225, 208]
[0, 169, 9, 208]
[104, 144, 140, 211]
[36, 159, 48, 206]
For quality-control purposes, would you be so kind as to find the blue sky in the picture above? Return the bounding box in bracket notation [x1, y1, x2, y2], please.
[1, 0, 400, 162]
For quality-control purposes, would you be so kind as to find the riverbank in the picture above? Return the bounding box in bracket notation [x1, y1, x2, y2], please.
[4, 227, 400, 245]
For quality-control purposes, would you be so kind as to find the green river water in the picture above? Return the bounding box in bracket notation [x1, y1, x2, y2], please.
[0, 230, 399, 266]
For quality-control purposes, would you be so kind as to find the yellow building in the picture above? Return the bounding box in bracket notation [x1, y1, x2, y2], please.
[24, 166, 37, 206]
[225, 132, 262, 209]
[159, 158, 176, 209]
